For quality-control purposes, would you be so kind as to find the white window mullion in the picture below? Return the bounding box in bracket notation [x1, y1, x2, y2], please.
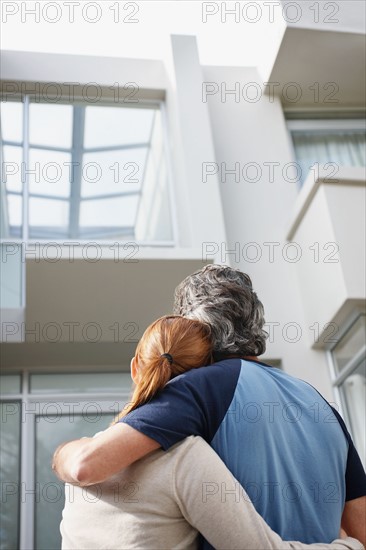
[20, 96, 30, 308]
[160, 102, 178, 245]
[69, 106, 85, 239]
[19, 370, 35, 550]
[22, 97, 30, 243]
[326, 349, 346, 419]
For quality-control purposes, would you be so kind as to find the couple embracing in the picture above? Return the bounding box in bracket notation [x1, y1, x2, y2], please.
[53, 265, 366, 550]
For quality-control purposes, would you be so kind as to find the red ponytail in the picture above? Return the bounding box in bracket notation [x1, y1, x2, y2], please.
[111, 315, 212, 424]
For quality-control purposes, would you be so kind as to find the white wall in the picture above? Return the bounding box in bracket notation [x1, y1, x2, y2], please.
[257, 3, 366, 107]
[279, 0, 366, 33]
[203, 64, 335, 398]
[0, 51, 166, 100]
[326, 183, 366, 299]
[169, 35, 227, 248]
[290, 178, 366, 337]
[290, 184, 348, 333]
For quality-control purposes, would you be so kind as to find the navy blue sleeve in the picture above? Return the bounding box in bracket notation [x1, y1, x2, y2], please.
[120, 359, 241, 450]
[331, 406, 366, 501]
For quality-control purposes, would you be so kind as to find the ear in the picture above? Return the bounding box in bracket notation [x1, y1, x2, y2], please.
[130, 356, 139, 383]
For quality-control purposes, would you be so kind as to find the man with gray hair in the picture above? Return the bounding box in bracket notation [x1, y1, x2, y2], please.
[173, 264, 267, 361]
[53, 265, 366, 546]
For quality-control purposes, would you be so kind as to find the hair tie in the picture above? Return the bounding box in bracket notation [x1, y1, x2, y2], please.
[161, 353, 173, 365]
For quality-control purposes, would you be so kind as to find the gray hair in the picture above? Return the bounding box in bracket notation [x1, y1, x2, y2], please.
[173, 265, 268, 358]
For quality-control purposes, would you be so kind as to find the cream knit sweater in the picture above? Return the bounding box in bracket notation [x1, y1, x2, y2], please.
[60, 436, 364, 550]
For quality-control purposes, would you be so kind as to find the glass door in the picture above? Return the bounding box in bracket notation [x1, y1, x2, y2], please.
[35, 409, 115, 550]
[0, 371, 131, 550]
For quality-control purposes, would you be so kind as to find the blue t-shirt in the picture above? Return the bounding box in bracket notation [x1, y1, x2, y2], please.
[120, 358, 366, 543]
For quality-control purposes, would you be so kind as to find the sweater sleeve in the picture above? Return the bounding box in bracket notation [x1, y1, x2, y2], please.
[172, 437, 364, 550]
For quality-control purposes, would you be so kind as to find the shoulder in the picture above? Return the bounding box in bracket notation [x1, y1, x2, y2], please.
[121, 360, 244, 449]
[167, 357, 242, 391]
[164, 358, 243, 417]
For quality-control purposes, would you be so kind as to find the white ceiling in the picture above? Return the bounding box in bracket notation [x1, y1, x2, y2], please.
[1, 258, 211, 368]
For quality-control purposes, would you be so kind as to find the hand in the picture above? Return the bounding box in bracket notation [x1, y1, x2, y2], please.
[52, 438, 93, 484]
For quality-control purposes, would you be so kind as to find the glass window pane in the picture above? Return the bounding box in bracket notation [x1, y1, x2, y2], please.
[134, 110, 173, 241]
[29, 197, 69, 228]
[81, 148, 146, 198]
[30, 372, 132, 394]
[29, 104, 73, 149]
[333, 315, 366, 373]
[2, 146, 22, 192]
[29, 149, 71, 198]
[6, 195, 23, 236]
[0, 243, 23, 308]
[80, 195, 139, 229]
[292, 131, 366, 185]
[0, 401, 21, 550]
[84, 106, 155, 149]
[0, 101, 23, 143]
[35, 413, 115, 550]
[0, 375, 21, 395]
[340, 359, 366, 467]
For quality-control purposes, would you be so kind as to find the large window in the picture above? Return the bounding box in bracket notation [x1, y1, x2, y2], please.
[0, 370, 132, 550]
[0, 97, 174, 243]
[328, 314, 366, 468]
[287, 119, 366, 186]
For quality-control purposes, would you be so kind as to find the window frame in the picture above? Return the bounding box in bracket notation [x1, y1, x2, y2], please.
[1, 94, 177, 247]
[0, 397, 22, 550]
[285, 116, 366, 187]
[287, 119, 366, 133]
[326, 312, 366, 462]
